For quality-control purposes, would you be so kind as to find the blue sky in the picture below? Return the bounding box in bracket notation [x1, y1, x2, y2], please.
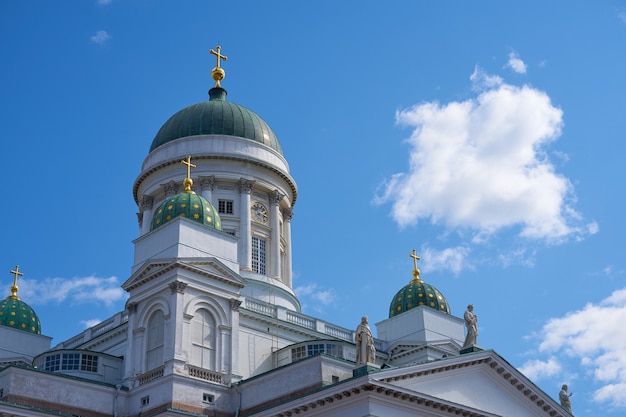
[2, 1, 626, 415]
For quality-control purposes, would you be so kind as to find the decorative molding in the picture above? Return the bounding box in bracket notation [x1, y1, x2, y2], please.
[133, 155, 298, 208]
[169, 280, 188, 294]
[238, 178, 256, 194]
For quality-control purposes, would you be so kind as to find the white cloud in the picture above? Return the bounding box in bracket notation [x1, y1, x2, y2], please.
[294, 283, 336, 306]
[618, 11, 626, 24]
[90, 30, 111, 45]
[526, 287, 626, 408]
[20, 275, 126, 307]
[519, 357, 562, 380]
[375, 67, 594, 243]
[97, 0, 112, 5]
[505, 51, 527, 74]
[420, 245, 471, 275]
[80, 319, 103, 329]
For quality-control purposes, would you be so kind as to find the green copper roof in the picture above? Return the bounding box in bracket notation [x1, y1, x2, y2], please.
[0, 296, 41, 334]
[151, 191, 222, 232]
[389, 279, 450, 317]
[150, 87, 283, 155]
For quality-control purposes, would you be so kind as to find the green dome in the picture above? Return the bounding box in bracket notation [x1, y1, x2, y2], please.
[0, 296, 41, 334]
[151, 191, 222, 231]
[389, 279, 450, 317]
[150, 87, 283, 155]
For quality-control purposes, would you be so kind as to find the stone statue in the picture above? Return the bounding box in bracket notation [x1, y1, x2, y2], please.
[559, 384, 573, 413]
[463, 304, 478, 348]
[356, 316, 376, 365]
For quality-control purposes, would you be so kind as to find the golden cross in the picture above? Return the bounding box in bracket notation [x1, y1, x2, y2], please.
[210, 45, 228, 68]
[410, 249, 421, 271]
[181, 155, 196, 180]
[9, 264, 23, 298]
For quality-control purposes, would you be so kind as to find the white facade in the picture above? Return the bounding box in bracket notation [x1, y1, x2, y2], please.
[0, 80, 571, 417]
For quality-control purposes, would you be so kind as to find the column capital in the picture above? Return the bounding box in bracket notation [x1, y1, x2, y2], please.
[126, 302, 138, 314]
[269, 189, 285, 206]
[169, 280, 188, 294]
[141, 195, 154, 210]
[238, 178, 256, 194]
[161, 180, 179, 197]
[198, 175, 216, 191]
[282, 207, 294, 221]
[230, 298, 242, 312]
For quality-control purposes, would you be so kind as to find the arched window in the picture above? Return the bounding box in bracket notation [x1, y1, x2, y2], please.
[146, 311, 164, 370]
[190, 309, 216, 370]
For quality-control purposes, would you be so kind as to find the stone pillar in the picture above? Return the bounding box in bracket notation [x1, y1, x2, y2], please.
[269, 190, 284, 279]
[140, 195, 154, 235]
[283, 207, 294, 288]
[238, 178, 255, 271]
[199, 175, 215, 203]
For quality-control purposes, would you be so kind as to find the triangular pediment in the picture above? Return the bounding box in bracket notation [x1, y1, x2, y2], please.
[122, 257, 245, 292]
[374, 350, 568, 417]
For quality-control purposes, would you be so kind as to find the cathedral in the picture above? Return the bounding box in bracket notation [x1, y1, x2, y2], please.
[0, 47, 570, 417]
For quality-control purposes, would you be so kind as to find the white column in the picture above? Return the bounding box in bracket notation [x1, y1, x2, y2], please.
[199, 175, 215, 203]
[269, 190, 284, 279]
[283, 207, 294, 288]
[140, 196, 154, 236]
[238, 178, 255, 271]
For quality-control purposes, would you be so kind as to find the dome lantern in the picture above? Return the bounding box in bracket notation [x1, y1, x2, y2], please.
[149, 45, 283, 155]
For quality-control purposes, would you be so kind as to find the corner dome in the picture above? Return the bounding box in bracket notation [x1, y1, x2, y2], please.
[151, 191, 222, 231]
[0, 296, 41, 334]
[389, 279, 450, 317]
[150, 87, 283, 155]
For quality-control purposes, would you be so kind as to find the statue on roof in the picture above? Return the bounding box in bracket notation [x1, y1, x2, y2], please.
[356, 316, 375, 365]
[559, 384, 573, 413]
[463, 304, 478, 347]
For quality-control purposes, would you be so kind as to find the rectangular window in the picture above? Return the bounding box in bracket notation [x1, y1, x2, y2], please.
[325, 344, 343, 357]
[252, 236, 266, 275]
[81, 354, 99, 372]
[61, 353, 80, 370]
[202, 393, 214, 403]
[141, 396, 150, 407]
[218, 199, 233, 214]
[44, 354, 61, 371]
[291, 345, 306, 362]
[307, 343, 325, 356]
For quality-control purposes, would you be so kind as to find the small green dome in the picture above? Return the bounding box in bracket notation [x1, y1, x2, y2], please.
[389, 279, 450, 317]
[150, 87, 283, 155]
[0, 296, 41, 334]
[151, 191, 222, 231]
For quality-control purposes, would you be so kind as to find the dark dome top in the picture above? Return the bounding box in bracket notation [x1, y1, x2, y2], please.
[0, 296, 41, 334]
[151, 191, 222, 232]
[150, 87, 283, 155]
[389, 278, 450, 317]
